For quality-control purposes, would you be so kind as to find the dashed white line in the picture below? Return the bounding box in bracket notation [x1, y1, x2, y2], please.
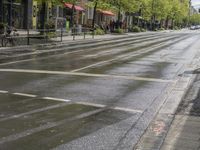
[43, 97, 71, 102]
[13, 93, 37, 98]
[0, 90, 8, 93]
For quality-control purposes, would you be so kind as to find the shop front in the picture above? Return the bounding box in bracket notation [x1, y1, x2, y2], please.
[0, 0, 32, 29]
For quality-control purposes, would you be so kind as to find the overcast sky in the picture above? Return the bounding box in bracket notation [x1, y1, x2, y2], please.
[192, 0, 200, 6]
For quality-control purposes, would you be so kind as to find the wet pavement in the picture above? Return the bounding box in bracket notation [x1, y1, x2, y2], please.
[0, 31, 200, 150]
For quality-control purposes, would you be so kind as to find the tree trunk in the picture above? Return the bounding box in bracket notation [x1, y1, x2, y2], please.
[8, 0, 12, 26]
[0, 0, 3, 22]
[41, 2, 46, 30]
[70, 3, 75, 28]
[92, 1, 98, 30]
[165, 16, 169, 29]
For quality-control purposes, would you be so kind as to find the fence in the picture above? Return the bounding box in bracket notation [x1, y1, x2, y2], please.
[0, 27, 94, 47]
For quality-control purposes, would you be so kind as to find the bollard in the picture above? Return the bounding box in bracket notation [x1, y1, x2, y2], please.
[92, 29, 94, 39]
[83, 29, 86, 39]
[61, 28, 63, 42]
[27, 29, 30, 45]
[73, 26, 75, 41]
[45, 29, 48, 43]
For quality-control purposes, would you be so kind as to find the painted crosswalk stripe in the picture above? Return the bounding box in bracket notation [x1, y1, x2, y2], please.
[13, 93, 37, 98]
[43, 97, 71, 102]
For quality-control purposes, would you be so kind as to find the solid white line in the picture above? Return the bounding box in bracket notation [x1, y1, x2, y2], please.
[43, 97, 71, 102]
[112, 107, 143, 113]
[0, 90, 8, 93]
[76, 102, 143, 113]
[13, 93, 37, 98]
[70, 43, 165, 72]
[0, 69, 175, 83]
[76, 102, 106, 108]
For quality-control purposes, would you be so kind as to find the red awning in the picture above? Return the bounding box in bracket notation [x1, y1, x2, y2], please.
[64, 3, 85, 11]
[100, 10, 115, 16]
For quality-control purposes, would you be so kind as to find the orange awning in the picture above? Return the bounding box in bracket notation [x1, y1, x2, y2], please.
[100, 10, 115, 16]
[64, 3, 85, 11]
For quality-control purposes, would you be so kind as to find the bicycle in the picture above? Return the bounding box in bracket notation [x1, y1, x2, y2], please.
[1, 26, 19, 47]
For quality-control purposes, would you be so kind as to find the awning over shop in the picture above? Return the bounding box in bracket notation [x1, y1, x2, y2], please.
[99, 10, 115, 16]
[64, 3, 84, 11]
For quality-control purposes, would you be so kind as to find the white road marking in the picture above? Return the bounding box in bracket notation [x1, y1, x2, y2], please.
[70, 43, 165, 73]
[112, 107, 143, 113]
[76, 102, 143, 113]
[0, 90, 8, 93]
[0, 69, 175, 83]
[0, 35, 155, 66]
[43, 97, 71, 102]
[13, 93, 37, 98]
[76, 102, 106, 108]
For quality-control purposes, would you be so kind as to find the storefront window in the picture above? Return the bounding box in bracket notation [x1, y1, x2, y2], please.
[2, 0, 24, 28]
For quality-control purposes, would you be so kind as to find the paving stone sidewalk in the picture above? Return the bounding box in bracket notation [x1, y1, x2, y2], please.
[161, 73, 200, 150]
[134, 71, 200, 150]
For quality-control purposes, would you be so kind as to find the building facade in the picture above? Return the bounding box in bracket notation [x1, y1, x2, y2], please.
[0, 0, 32, 29]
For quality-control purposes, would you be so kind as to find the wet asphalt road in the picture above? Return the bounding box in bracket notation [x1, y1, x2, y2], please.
[0, 31, 200, 150]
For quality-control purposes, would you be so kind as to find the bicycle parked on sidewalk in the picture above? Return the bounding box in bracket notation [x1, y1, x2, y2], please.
[0, 25, 19, 47]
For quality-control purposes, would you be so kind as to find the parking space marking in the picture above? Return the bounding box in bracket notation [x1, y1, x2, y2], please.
[0, 90, 8, 93]
[0, 69, 175, 83]
[13, 93, 37, 98]
[43, 97, 71, 102]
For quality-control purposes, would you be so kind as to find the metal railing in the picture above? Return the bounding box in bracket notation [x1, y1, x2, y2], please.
[0, 27, 94, 47]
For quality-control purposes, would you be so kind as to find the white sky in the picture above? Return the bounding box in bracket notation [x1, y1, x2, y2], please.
[192, 0, 200, 6]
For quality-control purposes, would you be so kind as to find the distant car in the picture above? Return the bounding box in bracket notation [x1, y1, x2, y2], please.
[196, 25, 200, 29]
[190, 26, 196, 30]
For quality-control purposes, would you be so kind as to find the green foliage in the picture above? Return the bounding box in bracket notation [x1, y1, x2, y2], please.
[94, 28, 105, 35]
[140, 28, 146, 32]
[159, 27, 165, 31]
[45, 20, 55, 30]
[173, 26, 180, 30]
[113, 28, 124, 34]
[47, 32, 57, 38]
[190, 14, 200, 25]
[131, 26, 141, 32]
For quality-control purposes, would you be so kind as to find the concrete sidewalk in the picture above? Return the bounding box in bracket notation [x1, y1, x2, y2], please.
[134, 71, 200, 150]
[161, 73, 200, 150]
